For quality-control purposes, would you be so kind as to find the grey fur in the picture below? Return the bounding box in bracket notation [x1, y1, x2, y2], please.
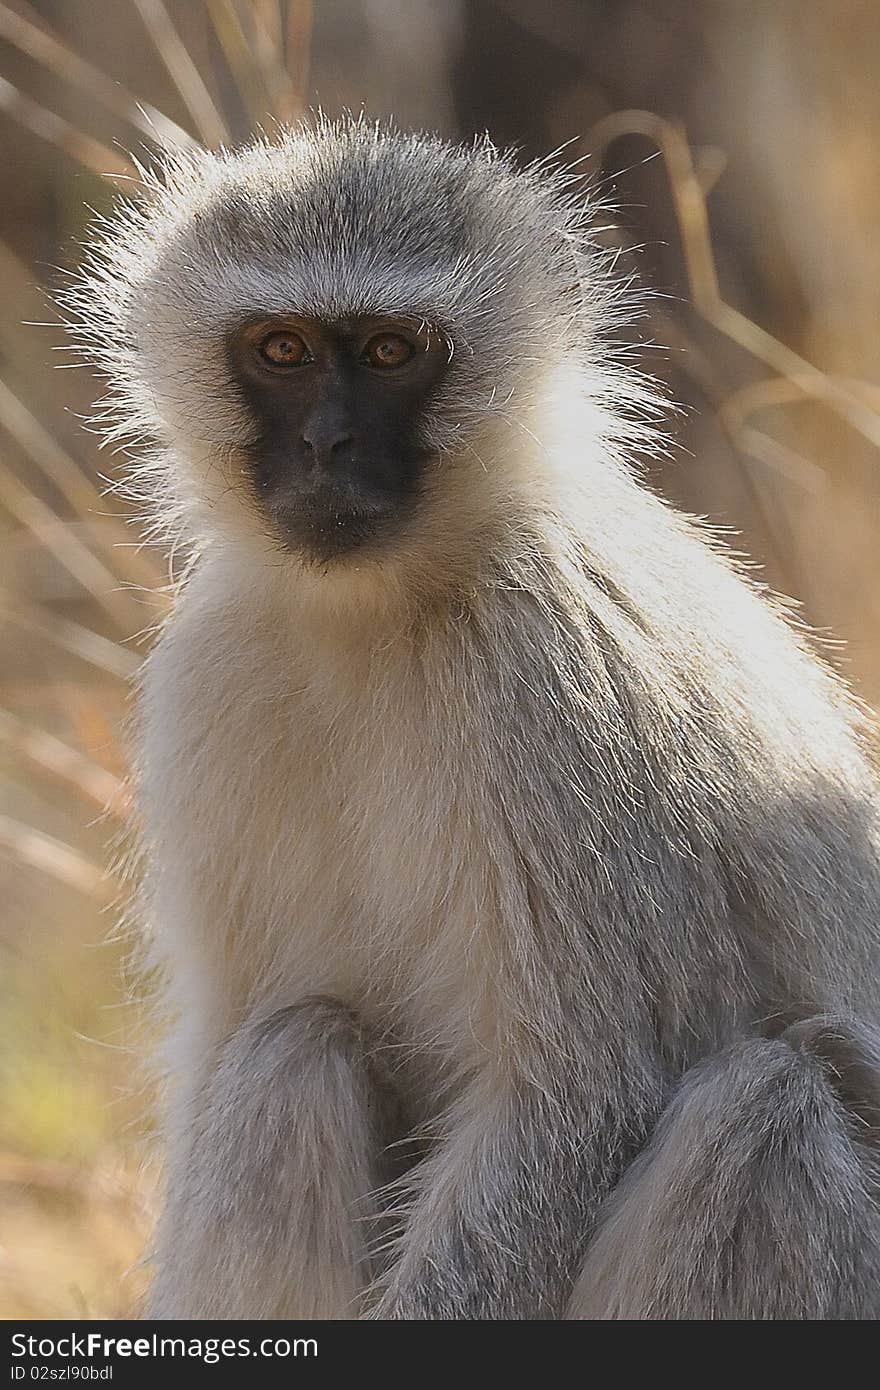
[66, 118, 880, 1320]
[149, 998, 387, 1320]
[570, 1020, 880, 1318]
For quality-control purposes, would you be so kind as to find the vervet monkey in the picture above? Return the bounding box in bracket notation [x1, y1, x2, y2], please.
[68, 119, 880, 1320]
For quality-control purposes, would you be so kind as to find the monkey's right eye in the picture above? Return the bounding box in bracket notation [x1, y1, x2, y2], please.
[256, 331, 311, 368]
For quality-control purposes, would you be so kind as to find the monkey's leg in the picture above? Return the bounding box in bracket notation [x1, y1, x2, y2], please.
[147, 997, 386, 1320]
[370, 1070, 629, 1320]
[568, 1018, 880, 1320]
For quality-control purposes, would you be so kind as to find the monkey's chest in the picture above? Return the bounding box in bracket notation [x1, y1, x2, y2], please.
[177, 689, 500, 1072]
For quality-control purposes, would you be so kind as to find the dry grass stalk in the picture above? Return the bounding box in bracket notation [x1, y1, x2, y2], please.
[588, 109, 880, 453]
[0, 458, 140, 630]
[0, 596, 140, 679]
[0, 812, 114, 900]
[0, 706, 126, 814]
[0, 1, 196, 151]
[132, 0, 228, 145]
[0, 72, 132, 180]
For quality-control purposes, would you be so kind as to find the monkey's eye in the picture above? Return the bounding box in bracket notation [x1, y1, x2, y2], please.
[257, 330, 311, 368]
[362, 333, 416, 370]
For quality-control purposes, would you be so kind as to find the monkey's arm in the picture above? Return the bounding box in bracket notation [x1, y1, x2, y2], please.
[372, 1066, 638, 1320]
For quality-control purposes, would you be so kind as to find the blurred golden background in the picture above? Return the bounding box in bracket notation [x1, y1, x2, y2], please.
[1, 0, 879, 1318]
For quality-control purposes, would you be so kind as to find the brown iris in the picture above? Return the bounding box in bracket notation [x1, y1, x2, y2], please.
[362, 333, 416, 370]
[258, 330, 310, 368]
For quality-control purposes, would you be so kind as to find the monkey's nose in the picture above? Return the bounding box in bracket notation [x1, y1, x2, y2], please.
[300, 422, 355, 471]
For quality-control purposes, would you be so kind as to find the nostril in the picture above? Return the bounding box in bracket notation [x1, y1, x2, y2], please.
[300, 431, 354, 457]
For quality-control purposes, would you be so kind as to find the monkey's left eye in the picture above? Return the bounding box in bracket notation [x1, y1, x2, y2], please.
[257, 330, 311, 368]
[362, 334, 416, 370]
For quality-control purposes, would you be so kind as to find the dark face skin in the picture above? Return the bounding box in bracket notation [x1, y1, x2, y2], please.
[227, 315, 449, 562]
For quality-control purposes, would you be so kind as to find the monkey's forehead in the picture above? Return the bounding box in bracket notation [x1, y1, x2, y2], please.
[189, 127, 560, 259]
[133, 126, 587, 336]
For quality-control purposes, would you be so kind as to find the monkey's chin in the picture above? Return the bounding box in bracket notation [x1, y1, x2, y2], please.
[265, 491, 402, 565]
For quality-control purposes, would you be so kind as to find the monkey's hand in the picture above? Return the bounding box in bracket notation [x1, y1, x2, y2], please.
[370, 1071, 608, 1320]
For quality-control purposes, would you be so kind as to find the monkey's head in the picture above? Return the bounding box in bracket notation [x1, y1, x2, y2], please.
[70, 119, 649, 587]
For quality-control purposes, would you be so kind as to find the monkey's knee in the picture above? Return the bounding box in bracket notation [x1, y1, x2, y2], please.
[569, 1026, 880, 1320]
[197, 997, 374, 1150]
[192, 995, 382, 1217]
[149, 997, 384, 1319]
[779, 1013, 880, 1132]
[221, 995, 370, 1089]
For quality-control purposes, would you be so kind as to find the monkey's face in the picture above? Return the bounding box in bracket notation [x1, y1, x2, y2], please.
[74, 122, 613, 576]
[226, 314, 449, 562]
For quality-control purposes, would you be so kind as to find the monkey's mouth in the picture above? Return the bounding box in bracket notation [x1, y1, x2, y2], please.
[265, 482, 406, 562]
